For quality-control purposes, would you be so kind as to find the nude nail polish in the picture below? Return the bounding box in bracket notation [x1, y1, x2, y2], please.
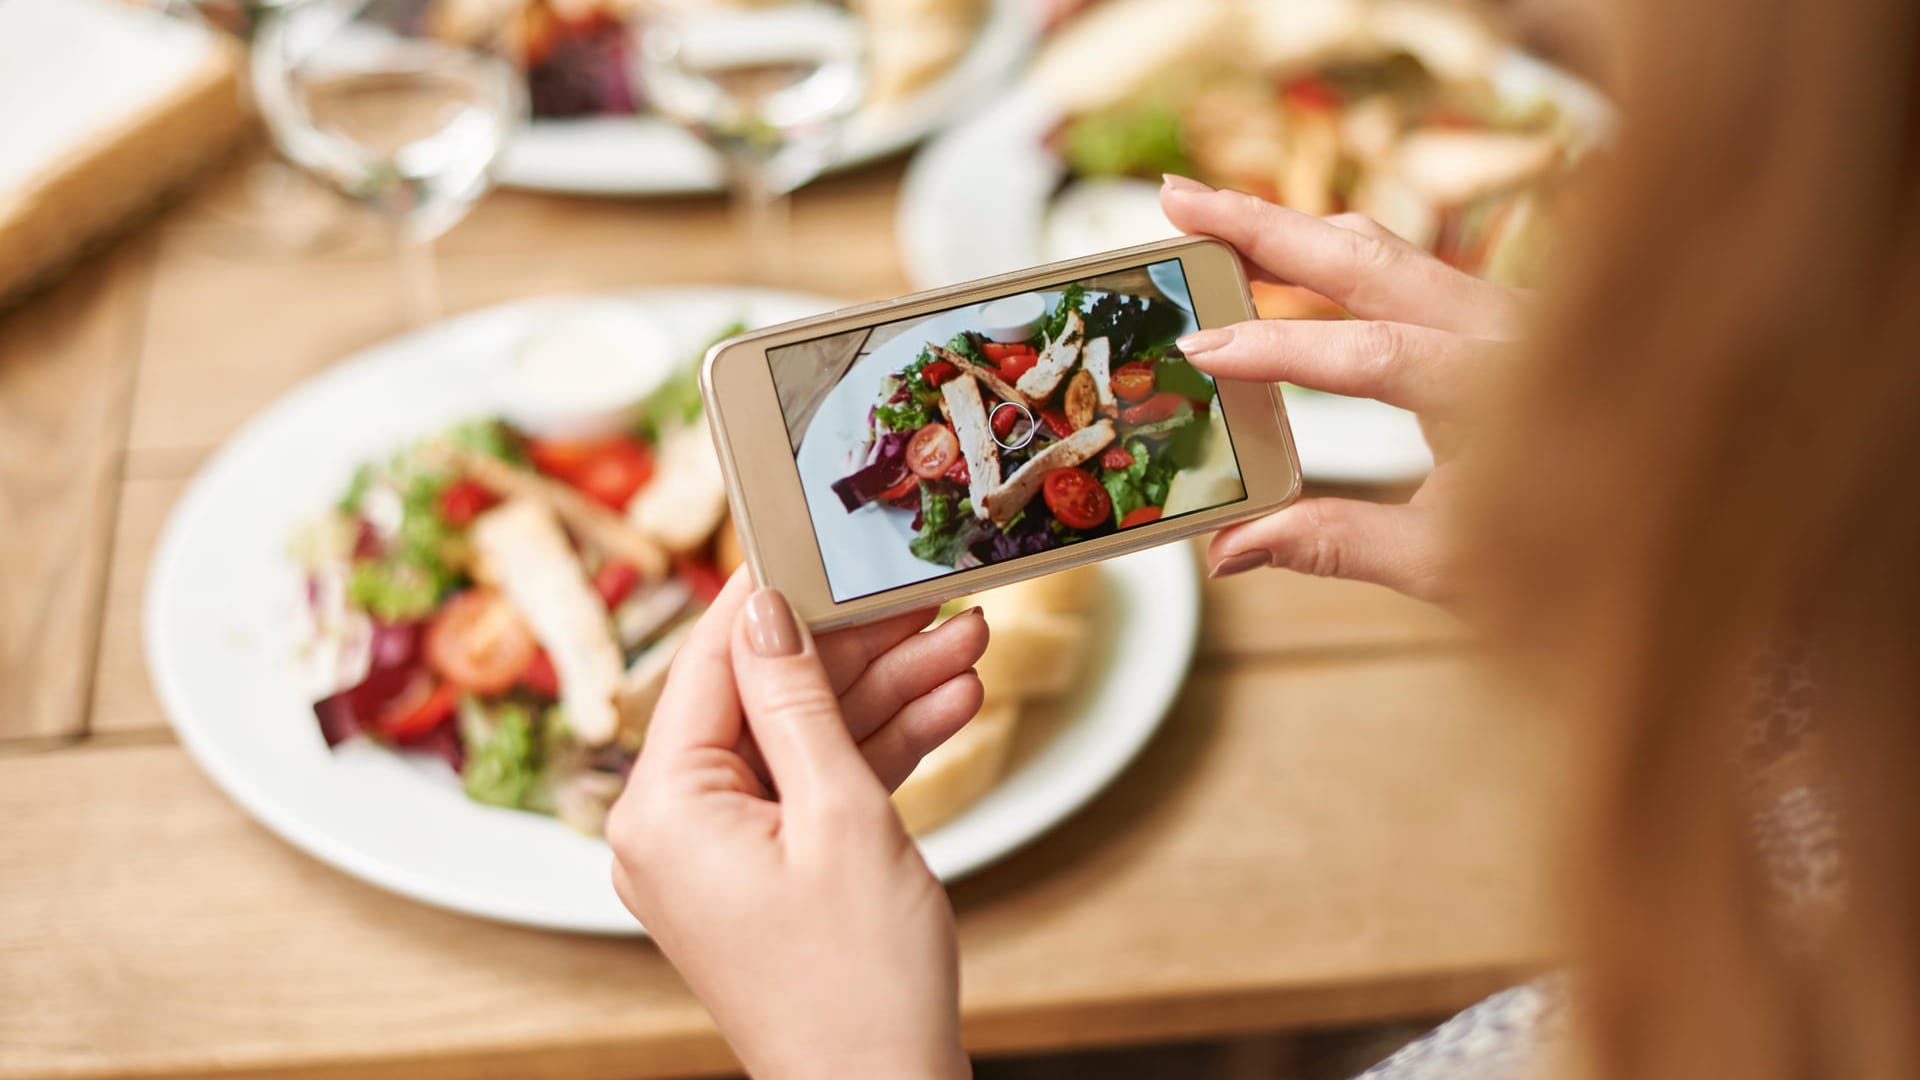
[1209, 550, 1272, 579]
[1176, 328, 1234, 358]
[745, 589, 802, 657]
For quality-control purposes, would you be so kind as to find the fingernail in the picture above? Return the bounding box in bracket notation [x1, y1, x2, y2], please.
[1209, 550, 1271, 579]
[961, 606, 984, 620]
[1162, 173, 1213, 194]
[745, 589, 802, 657]
[1176, 327, 1233, 358]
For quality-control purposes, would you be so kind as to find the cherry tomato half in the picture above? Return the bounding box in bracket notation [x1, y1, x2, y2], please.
[921, 359, 960, 386]
[527, 437, 656, 510]
[376, 674, 461, 741]
[983, 342, 1040, 381]
[991, 405, 1022, 441]
[425, 588, 538, 696]
[906, 423, 961, 480]
[438, 478, 499, 527]
[1099, 446, 1136, 471]
[946, 455, 971, 486]
[877, 472, 920, 502]
[1042, 468, 1112, 531]
[1039, 408, 1075, 439]
[1111, 362, 1158, 403]
[591, 560, 641, 609]
[1119, 392, 1187, 425]
[519, 649, 560, 699]
[1120, 506, 1164, 529]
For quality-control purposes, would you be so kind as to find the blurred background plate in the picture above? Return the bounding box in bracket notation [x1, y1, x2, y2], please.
[495, 0, 1042, 195]
[145, 287, 1200, 933]
[898, 49, 1611, 483]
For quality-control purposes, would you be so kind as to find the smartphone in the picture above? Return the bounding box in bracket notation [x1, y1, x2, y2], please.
[701, 235, 1302, 629]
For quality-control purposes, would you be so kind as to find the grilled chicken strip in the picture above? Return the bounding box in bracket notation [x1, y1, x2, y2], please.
[1063, 369, 1098, 431]
[931, 344, 1031, 408]
[941, 374, 1002, 517]
[1016, 309, 1084, 400]
[1080, 336, 1116, 414]
[980, 420, 1117, 527]
[470, 499, 625, 745]
[627, 424, 728, 553]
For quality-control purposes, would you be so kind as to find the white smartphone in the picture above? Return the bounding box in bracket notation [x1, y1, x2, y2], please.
[701, 236, 1302, 629]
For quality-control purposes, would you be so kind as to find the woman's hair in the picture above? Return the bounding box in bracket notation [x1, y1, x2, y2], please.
[1466, 0, 1919, 1075]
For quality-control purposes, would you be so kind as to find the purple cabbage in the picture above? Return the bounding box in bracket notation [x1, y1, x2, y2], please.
[831, 430, 915, 512]
[312, 621, 422, 749]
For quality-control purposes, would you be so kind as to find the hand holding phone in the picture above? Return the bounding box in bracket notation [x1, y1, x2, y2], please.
[702, 236, 1302, 628]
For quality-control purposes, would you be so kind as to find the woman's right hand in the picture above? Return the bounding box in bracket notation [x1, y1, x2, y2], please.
[1160, 175, 1527, 607]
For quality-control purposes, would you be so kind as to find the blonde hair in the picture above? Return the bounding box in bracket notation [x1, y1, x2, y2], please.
[1466, 0, 1920, 1075]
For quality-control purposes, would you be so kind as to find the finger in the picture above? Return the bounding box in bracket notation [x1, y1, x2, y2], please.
[1323, 211, 1420, 249]
[858, 670, 987, 793]
[637, 569, 756, 762]
[1159, 177, 1522, 339]
[838, 609, 991, 742]
[1176, 318, 1492, 415]
[816, 607, 940, 695]
[1207, 498, 1450, 602]
[730, 588, 885, 814]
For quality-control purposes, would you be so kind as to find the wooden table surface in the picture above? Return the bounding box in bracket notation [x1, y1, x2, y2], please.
[0, 154, 1559, 1080]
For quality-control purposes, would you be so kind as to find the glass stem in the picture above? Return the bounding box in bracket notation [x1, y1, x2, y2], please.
[731, 155, 791, 286]
[396, 234, 441, 327]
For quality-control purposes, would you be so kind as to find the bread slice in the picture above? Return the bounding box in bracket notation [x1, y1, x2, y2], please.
[892, 701, 1020, 836]
[0, 0, 248, 304]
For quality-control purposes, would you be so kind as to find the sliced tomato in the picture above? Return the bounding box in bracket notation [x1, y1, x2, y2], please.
[376, 674, 461, 741]
[425, 588, 538, 696]
[675, 556, 728, 604]
[1099, 446, 1136, 471]
[591, 560, 641, 609]
[1283, 75, 1341, 111]
[1119, 392, 1187, 425]
[945, 455, 971, 486]
[1120, 506, 1164, 529]
[438, 479, 499, 527]
[527, 437, 655, 510]
[519, 649, 560, 699]
[877, 472, 920, 502]
[991, 404, 1022, 441]
[573, 441, 654, 510]
[1111, 362, 1158, 403]
[1042, 468, 1112, 531]
[983, 342, 1040, 381]
[921, 359, 960, 386]
[906, 423, 961, 480]
[1039, 408, 1075, 439]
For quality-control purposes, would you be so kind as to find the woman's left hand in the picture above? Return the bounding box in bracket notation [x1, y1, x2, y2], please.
[607, 572, 988, 1080]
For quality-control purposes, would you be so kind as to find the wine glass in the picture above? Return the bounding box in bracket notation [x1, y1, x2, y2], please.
[633, 0, 869, 283]
[251, 0, 527, 323]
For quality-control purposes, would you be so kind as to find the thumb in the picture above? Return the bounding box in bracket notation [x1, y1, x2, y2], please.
[730, 589, 887, 819]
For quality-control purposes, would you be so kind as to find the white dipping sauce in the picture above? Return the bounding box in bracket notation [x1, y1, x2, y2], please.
[496, 305, 675, 440]
[977, 293, 1047, 343]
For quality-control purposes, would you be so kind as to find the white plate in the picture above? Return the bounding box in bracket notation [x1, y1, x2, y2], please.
[897, 52, 1613, 484]
[145, 288, 1202, 934]
[794, 290, 1198, 601]
[496, 0, 1042, 195]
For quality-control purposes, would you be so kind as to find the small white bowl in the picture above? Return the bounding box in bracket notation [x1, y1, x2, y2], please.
[495, 303, 675, 440]
[976, 292, 1046, 343]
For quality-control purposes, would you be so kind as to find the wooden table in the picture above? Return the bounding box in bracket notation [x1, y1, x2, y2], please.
[0, 155, 1560, 1080]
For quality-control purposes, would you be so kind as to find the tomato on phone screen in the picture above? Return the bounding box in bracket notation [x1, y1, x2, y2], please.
[1042, 468, 1112, 531]
[906, 424, 961, 479]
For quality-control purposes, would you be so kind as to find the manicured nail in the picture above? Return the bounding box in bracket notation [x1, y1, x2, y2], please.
[1209, 550, 1271, 579]
[960, 606, 984, 620]
[1176, 327, 1234, 358]
[745, 589, 802, 657]
[1162, 173, 1213, 194]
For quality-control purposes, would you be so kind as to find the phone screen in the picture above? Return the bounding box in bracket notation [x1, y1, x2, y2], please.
[766, 257, 1247, 603]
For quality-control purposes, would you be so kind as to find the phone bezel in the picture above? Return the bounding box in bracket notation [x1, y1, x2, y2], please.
[702, 235, 1303, 629]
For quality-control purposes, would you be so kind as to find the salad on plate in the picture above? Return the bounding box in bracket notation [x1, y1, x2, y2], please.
[292, 324, 741, 836]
